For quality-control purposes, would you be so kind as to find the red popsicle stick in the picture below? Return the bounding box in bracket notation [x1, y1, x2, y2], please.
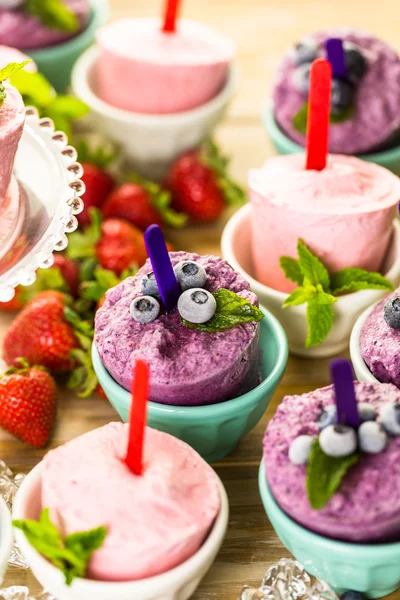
[305, 59, 332, 171]
[162, 0, 181, 33]
[125, 360, 149, 476]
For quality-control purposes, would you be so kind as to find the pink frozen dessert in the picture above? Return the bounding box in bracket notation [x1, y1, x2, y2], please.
[95, 18, 235, 114]
[263, 381, 400, 542]
[0, 45, 36, 71]
[273, 29, 400, 154]
[95, 251, 262, 406]
[0, 0, 91, 50]
[41, 423, 221, 581]
[249, 153, 400, 293]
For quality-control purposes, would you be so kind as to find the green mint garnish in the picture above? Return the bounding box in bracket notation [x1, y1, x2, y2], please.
[306, 438, 361, 509]
[25, 0, 79, 33]
[13, 508, 107, 585]
[292, 102, 355, 135]
[0, 60, 31, 106]
[182, 288, 264, 333]
[280, 239, 394, 347]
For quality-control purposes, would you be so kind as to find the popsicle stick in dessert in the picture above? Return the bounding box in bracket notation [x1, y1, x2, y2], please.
[162, 0, 181, 33]
[305, 58, 332, 171]
[126, 359, 150, 475]
[325, 38, 347, 78]
[330, 358, 360, 428]
[144, 224, 181, 312]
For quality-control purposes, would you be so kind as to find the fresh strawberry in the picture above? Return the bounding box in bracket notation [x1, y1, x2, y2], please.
[95, 384, 107, 400]
[0, 360, 57, 448]
[102, 176, 186, 231]
[3, 291, 79, 373]
[166, 139, 245, 223]
[78, 163, 115, 227]
[52, 254, 80, 297]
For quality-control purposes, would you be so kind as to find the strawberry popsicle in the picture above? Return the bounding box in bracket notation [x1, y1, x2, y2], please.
[95, 18, 235, 114]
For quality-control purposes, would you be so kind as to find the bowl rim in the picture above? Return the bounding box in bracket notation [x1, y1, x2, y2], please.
[71, 45, 238, 126]
[0, 497, 12, 580]
[262, 99, 400, 162]
[258, 459, 400, 556]
[349, 302, 381, 383]
[13, 461, 229, 592]
[92, 305, 288, 418]
[221, 204, 400, 308]
[26, 0, 109, 57]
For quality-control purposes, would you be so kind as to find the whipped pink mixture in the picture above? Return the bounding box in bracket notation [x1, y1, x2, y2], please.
[0, 0, 90, 50]
[0, 46, 36, 71]
[95, 18, 235, 114]
[249, 153, 400, 293]
[42, 423, 220, 581]
[0, 83, 25, 214]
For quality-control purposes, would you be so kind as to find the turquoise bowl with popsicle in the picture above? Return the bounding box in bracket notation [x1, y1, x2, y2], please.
[93, 224, 288, 463]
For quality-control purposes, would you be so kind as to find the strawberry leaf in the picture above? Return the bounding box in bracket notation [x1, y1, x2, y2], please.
[66, 209, 102, 260]
[128, 173, 188, 228]
[75, 139, 117, 169]
[201, 139, 246, 206]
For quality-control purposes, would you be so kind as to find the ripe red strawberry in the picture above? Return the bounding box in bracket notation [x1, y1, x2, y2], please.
[3, 291, 79, 373]
[0, 360, 57, 448]
[97, 219, 148, 274]
[52, 254, 80, 297]
[95, 384, 107, 400]
[78, 163, 115, 227]
[102, 182, 162, 231]
[166, 140, 245, 223]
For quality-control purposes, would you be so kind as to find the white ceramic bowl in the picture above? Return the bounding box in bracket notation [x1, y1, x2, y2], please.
[13, 462, 229, 600]
[71, 46, 237, 180]
[221, 205, 400, 358]
[350, 303, 381, 383]
[0, 497, 12, 583]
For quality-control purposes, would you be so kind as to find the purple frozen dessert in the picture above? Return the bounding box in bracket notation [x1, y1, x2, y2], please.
[273, 28, 400, 154]
[360, 289, 400, 386]
[0, 0, 91, 50]
[263, 382, 400, 542]
[94, 251, 261, 407]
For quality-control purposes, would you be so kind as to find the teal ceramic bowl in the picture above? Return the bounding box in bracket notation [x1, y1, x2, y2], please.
[92, 306, 288, 463]
[263, 100, 400, 175]
[258, 460, 400, 598]
[26, 0, 109, 92]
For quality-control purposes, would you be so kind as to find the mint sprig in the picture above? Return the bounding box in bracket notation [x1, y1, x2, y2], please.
[0, 60, 31, 106]
[292, 103, 355, 135]
[280, 239, 394, 347]
[25, 0, 79, 33]
[306, 438, 361, 509]
[13, 508, 107, 585]
[182, 288, 264, 333]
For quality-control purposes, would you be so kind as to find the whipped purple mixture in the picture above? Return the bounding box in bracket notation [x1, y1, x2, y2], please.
[0, 0, 90, 50]
[273, 29, 400, 154]
[263, 382, 400, 542]
[95, 252, 261, 407]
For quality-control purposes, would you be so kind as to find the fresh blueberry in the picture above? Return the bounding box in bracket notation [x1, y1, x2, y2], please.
[380, 403, 400, 435]
[178, 288, 216, 324]
[383, 297, 400, 329]
[288, 435, 315, 465]
[140, 272, 160, 298]
[330, 78, 354, 114]
[317, 405, 337, 430]
[130, 295, 160, 324]
[174, 261, 207, 292]
[291, 63, 311, 94]
[358, 421, 388, 454]
[289, 38, 319, 66]
[341, 592, 367, 600]
[319, 424, 357, 457]
[358, 403, 376, 422]
[344, 42, 367, 82]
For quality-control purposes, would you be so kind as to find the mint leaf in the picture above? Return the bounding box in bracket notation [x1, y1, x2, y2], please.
[10, 70, 54, 107]
[13, 509, 106, 585]
[297, 239, 330, 290]
[25, 0, 79, 33]
[282, 287, 311, 308]
[0, 60, 31, 83]
[307, 438, 361, 509]
[182, 288, 264, 333]
[280, 256, 303, 286]
[330, 268, 394, 295]
[292, 103, 355, 135]
[305, 295, 335, 347]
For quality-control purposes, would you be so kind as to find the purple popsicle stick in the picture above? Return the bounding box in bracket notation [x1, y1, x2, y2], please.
[330, 359, 360, 428]
[144, 224, 181, 313]
[325, 38, 347, 78]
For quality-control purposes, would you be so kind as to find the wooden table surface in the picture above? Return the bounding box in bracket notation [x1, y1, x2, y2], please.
[2, 0, 400, 598]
